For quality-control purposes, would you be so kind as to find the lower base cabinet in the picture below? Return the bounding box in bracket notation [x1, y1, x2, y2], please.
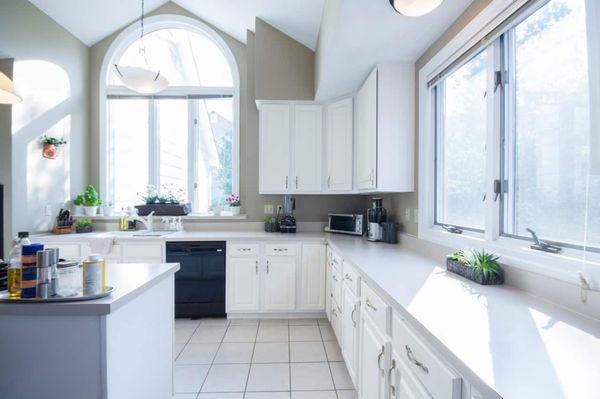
[263, 256, 296, 311]
[358, 312, 391, 399]
[341, 286, 360, 386]
[390, 353, 433, 399]
[227, 257, 260, 311]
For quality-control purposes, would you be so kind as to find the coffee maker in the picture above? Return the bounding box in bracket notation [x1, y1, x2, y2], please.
[279, 195, 297, 233]
[367, 198, 387, 242]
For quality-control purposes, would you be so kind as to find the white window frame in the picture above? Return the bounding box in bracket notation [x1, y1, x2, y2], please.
[98, 15, 240, 212]
[418, 0, 600, 288]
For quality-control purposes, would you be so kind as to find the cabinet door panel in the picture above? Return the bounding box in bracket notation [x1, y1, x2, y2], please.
[341, 287, 359, 386]
[300, 244, 326, 310]
[264, 257, 296, 311]
[228, 257, 260, 311]
[326, 98, 353, 191]
[293, 105, 323, 192]
[390, 355, 432, 399]
[355, 69, 377, 190]
[260, 104, 291, 192]
[359, 314, 389, 399]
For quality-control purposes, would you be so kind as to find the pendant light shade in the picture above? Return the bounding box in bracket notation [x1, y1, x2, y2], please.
[389, 0, 444, 17]
[114, 65, 169, 94]
[0, 71, 22, 104]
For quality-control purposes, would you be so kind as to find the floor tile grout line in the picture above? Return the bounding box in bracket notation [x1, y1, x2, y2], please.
[319, 320, 340, 399]
[242, 321, 260, 396]
[288, 320, 292, 399]
[197, 320, 230, 394]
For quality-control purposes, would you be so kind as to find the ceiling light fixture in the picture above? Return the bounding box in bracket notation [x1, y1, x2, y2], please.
[0, 71, 22, 104]
[389, 0, 444, 17]
[114, 0, 168, 94]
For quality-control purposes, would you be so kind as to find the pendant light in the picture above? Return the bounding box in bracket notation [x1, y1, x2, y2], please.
[114, 0, 168, 94]
[389, 0, 444, 17]
[0, 71, 22, 104]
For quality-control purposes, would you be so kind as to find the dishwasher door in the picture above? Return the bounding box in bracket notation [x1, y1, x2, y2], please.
[166, 241, 226, 318]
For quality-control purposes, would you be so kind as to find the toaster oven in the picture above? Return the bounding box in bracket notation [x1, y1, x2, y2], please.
[325, 214, 364, 236]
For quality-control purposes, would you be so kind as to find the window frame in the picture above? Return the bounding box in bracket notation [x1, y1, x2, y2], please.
[98, 15, 240, 213]
[418, 0, 600, 286]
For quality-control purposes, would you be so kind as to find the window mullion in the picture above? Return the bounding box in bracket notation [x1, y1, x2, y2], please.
[149, 98, 159, 189]
[188, 99, 198, 213]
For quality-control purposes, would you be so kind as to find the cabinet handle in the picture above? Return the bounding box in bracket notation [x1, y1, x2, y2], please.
[377, 345, 385, 376]
[332, 275, 339, 282]
[266, 260, 270, 274]
[327, 176, 331, 188]
[370, 168, 375, 184]
[285, 176, 289, 189]
[255, 260, 258, 275]
[351, 304, 357, 327]
[388, 359, 397, 397]
[345, 273, 353, 282]
[405, 345, 429, 374]
[366, 298, 377, 312]
[295, 176, 298, 189]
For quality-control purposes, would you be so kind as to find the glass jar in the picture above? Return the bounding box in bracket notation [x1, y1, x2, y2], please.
[56, 260, 82, 297]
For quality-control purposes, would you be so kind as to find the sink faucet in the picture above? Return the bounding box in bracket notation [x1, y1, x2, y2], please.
[130, 211, 155, 231]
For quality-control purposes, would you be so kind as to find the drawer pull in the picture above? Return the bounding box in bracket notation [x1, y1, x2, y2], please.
[332, 275, 339, 282]
[344, 273, 353, 282]
[377, 345, 385, 376]
[388, 359, 397, 397]
[332, 258, 339, 265]
[266, 260, 270, 274]
[405, 345, 429, 374]
[366, 298, 378, 312]
[275, 248, 288, 252]
[351, 304, 357, 327]
[255, 260, 258, 275]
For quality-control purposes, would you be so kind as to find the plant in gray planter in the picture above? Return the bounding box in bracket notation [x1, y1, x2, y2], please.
[135, 184, 191, 216]
[446, 249, 504, 285]
[75, 218, 93, 234]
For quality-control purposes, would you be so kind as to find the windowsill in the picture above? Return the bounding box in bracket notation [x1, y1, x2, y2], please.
[89, 214, 248, 221]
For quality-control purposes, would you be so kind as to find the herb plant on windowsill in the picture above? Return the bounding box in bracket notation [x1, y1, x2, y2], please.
[446, 249, 504, 285]
[135, 184, 191, 216]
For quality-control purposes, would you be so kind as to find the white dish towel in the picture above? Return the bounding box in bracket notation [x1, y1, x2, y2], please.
[89, 235, 115, 256]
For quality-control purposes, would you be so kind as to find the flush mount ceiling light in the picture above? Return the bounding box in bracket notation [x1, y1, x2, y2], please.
[0, 71, 22, 104]
[389, 0, 444, 17]
[114, 0, 168, 94]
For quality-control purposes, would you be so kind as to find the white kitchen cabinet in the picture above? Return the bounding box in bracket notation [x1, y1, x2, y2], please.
[389, 355, 432, 399]
[263, 256, 296, 311]
[355, 63, 415, 193]
[121, 243, 163, 263]
[293, 105, 323, 192]
[359, 310, 391, 399]
[299, 244, 326, 310]
[325, 251, 333, 321]
[259, 103, 291, 193]
[341, 284, 360, 387]
[326, 97, 354, 192]
[331, 298, 342, 341]
[227, 257, 260, 311]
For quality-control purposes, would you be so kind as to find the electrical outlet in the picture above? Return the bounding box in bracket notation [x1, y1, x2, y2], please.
[413, 208, 419, 223]
[264, 204, 274, 214]
[405, 208, 411, 222]
[276, 205, 283, 214]
[45, 204, 52, 216]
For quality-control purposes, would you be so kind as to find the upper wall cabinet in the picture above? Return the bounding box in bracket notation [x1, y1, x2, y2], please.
[355, 64, 415, 193]
[260, 103, 292, 192]
[293, 105, 323, 192]
[326, 98, 354, 192]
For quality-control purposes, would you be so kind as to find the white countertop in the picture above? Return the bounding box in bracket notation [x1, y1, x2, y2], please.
[326, 234, 600, 399]
[0, 262, 179, 316]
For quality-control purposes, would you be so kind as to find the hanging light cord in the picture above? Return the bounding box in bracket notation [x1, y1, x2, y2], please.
[139, 0, 148, 64]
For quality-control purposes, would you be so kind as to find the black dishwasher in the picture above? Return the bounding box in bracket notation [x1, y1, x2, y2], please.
[166, 241, 226, 318]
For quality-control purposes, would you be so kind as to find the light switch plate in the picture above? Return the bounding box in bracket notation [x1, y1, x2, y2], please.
[264, 204, 274, 214]
[413, 208, 419, 223]
[405, 208, 411, 222]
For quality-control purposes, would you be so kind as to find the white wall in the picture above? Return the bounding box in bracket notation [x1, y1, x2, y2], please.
[0, 0, 89, 237]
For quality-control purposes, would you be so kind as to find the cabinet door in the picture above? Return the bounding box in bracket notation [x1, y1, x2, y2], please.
[299, 244, 326, 310]
[355, 69, 378, 190]
[359, 313, 390, 399]
[260, 104, 291, 193]
[326, 259, 332, 321]
[326, 98, 354, 191]
[293, 104, 323, 192]
[227, 257, 260, 311]
[263, 257, 296, 311]
[341, 286, 360, 386]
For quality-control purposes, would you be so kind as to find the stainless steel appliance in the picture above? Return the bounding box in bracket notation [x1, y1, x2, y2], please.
[367, 198, 387, 242]
[279, 195, 297, 233]
[325, 214, 364, 236]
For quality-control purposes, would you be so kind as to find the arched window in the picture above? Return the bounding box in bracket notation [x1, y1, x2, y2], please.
[100, 16, 239, 214]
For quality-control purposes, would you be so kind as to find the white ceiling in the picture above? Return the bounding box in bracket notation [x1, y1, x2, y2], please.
[315, 0, 474, 100]
[27, 0, 325, 49]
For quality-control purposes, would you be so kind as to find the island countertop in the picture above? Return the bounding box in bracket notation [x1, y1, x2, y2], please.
[0, 262, 180, 316]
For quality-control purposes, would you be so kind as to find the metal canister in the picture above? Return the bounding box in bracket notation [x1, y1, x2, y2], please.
[20, 243, 43, 298]
[47, 248, 59, 297]
[82, 254, 106, 295]
[36, 250, 52, 299]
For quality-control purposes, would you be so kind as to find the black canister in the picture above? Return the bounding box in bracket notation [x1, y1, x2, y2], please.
[382, 222, 399, 244]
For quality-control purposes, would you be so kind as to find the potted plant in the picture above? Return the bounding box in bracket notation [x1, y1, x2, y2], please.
[40, 134, 67, 159]
[72, 194, 84, 215]
[135, 184, 191, 216]
[226, 194, 241, 216]
[264, 216, 279, 232]
[101, 201, 114, 216]
[446, 249, 504, 285]
[82, 185, 103, 217]
[75, 218, 93, 234]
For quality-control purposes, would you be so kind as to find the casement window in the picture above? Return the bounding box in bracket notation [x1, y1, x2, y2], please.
[101, 20, 239, 214]
[421, 0, 600, 282]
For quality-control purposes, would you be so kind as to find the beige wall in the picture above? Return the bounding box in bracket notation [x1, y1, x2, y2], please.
[0, 0, 89, 238]
[375, 0, 493, 236]
[254, 18, 315, 101]
[89, 2, 364, 223]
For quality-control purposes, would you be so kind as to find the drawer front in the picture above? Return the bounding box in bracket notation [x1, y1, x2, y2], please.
[342, 260, 360, 296]
[361, 281, 391, 335]
[265, 243, 297, 256]
[330, 249, 342, 273]
[392, 313, 461, 399]
[122, 244, 163, 260]
[331, 267, 342, 305]
[50, 243, 84, 259]
[228, 243, 260, 256]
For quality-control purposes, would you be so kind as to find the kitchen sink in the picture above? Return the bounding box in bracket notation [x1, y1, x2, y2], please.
[132, 230, 175, 237]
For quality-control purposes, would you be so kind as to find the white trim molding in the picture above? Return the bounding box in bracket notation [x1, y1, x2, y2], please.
[418, 0, 600, 290]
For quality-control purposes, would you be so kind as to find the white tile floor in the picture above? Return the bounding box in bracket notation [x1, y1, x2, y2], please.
[174, 318, 358, 399]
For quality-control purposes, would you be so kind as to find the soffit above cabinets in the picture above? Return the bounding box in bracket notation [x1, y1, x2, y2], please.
[26, 0, 325, 49]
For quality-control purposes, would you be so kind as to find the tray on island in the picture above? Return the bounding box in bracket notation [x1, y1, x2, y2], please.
[0, 286, 114, 303]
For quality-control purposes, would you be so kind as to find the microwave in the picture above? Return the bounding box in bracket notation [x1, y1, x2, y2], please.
[325, 214, 364, 236]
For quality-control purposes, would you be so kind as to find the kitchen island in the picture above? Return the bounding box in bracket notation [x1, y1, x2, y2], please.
[0, 262, 179, 399]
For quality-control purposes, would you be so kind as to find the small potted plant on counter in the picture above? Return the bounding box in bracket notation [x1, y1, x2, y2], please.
[226, 194, 241, 216]
[40, 134, 67, 159]
[82, 185, 103, 217]
[75, 218, 93, 234]
[446, 249, 504, 285]
[135, 184, 191, 216]
[264, 216, 279, 232]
